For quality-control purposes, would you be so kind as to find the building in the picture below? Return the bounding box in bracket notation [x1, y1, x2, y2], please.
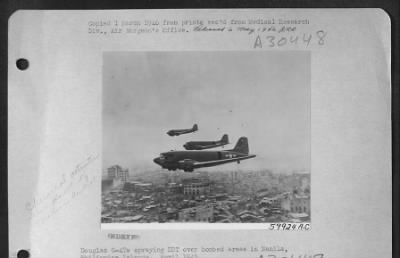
[215, 193, 228, 201]
[182, 178, 210, 197]
[118, 215, 143, 222]
[178, 204, 214, 222]
[260, 192, 290, 207]
[280, 193, 310, 215]
[167, 183, 183, 194]
[123, 182, 136, 192]
[107, 165, 129, 182]
[290, 194, 310, 214]
[237, 210, 261, 222]
[102, 178, 113, 191]
[135, 183, 153, 192]
[256, 190, 270, 198]
[281, 196, 291, 212]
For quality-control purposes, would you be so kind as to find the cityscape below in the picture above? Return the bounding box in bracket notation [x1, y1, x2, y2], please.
[102, 165, 310, 223]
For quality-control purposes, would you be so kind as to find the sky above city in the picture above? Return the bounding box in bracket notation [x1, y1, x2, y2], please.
[103, 51, 310, 173]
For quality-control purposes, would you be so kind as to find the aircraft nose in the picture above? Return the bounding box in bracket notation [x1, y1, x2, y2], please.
[153, 157, 161, 165]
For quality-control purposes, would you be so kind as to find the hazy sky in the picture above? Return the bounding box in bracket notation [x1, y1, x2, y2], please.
[103, 51, 310, 173]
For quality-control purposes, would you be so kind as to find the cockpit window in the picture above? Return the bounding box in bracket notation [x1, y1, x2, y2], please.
[165, 154, 174, 160]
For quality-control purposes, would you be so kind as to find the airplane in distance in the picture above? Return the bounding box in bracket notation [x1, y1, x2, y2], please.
[167, 124, 198, 136]
[183, 134, 229, 150]
[153, 137, 256, 172]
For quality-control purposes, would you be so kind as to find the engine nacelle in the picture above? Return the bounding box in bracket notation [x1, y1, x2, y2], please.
[179, 159, 195, 172]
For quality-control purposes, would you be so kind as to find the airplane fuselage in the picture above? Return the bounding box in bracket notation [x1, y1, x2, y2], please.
[167, 124, 198, 136]
[167, 129, 195, 136]
[153, 150, 248, 172]
[183, 141, 225, 150]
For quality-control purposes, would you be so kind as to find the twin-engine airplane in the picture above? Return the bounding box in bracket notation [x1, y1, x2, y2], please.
[183, 134, 229, 150]
[153, 137, 256, 172]
[167, 124, 198, 136]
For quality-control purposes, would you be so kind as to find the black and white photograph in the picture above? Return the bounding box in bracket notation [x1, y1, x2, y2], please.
[101, 51, 311, 223]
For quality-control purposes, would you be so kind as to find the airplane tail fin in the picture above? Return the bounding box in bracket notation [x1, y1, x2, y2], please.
[221, 134, 229, 144]
[193, 124, 198, 131]
[232, 137, 249, 154]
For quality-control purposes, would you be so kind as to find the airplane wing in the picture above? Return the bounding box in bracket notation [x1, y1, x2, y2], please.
[196, 144, 225, 150]
[192, 155, 256, 168]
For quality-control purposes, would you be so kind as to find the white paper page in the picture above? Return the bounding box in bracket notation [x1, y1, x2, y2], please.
[9, 9, 391, 258]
